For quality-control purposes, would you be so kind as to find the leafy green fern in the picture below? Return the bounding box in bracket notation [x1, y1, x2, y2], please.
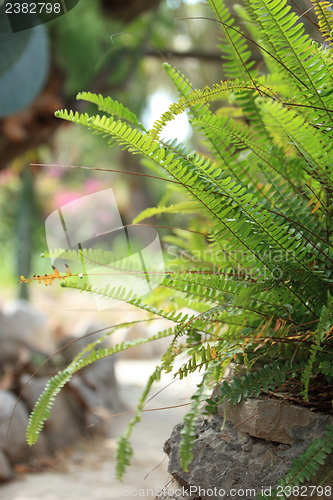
[26, 0, 333, 487]
[205, 360, 305, 410]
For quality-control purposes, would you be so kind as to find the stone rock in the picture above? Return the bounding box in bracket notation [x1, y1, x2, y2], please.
[0, 300, 53, 355]
[0, 338, 22, 367]
[218, 398, 333, 445]
[156, 478, 190, 500]
[64, 319, 111, 361]
[0, 390, 30, 481]
[163, 414, 333, 500]
[80, 355, 122, 411]
[0, 449, 14, 482]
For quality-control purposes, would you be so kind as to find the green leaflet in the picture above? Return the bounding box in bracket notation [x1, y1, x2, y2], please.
[132, 201, 201, 224]
[76, 91, 146, 130]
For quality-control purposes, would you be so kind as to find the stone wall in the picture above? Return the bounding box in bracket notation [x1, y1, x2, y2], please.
[158, 399, 333, 500]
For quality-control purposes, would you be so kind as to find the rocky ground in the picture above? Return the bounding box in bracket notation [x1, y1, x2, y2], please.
[0, 359, 199, 500]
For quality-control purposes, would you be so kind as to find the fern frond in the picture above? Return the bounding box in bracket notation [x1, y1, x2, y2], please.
[62, 280, 198, 326]
[206, 361, 303, 409]
[261, 427, 333, 499]
[70, 318, 159, 365]
[319, 360, 333, 380]
[163, 63, 212, 122]
[233, 3, 281, 76]
[246, 0, 333, 126]
[256, 98, 333, 187]
[41, 248, 126, 268]
[60, 103, 328, 314]
[76, 91, 146, 130]
[18, 264, 72, 286]
[179, 375, 208, 471]
[132, 201, 201, 224]
[115, 436, 132, 480]
[301, 292, 333, 399]
[279, 426, 333, 490]
[26, 329, 173, 446]
[310, 0, 333, 47]
[148, 80, 260, 139]
[175, 344, 218, 379]
[163, 63, 242, 167]
[57, 106, 320, 308]
[26, 370, 72, 446]
[115, 365, 162, 479]
[207, 0, 257, 79]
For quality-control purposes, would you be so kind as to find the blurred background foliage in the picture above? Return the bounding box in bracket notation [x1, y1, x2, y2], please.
[0, 0, 315, 301]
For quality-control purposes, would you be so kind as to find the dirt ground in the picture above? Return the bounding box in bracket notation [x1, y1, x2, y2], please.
[0, 359, 199, 500]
